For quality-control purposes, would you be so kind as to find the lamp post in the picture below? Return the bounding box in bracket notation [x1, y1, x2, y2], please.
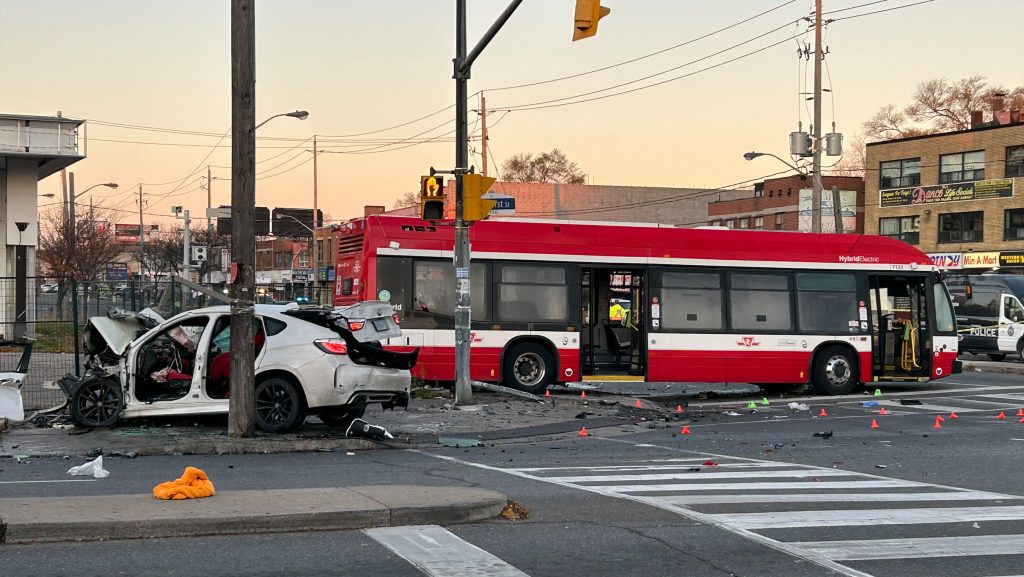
[67, 173, 117, 232]
[228, 93, 309, 437]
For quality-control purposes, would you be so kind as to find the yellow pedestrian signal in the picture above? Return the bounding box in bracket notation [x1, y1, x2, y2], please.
[572, 0, 610, 42]
[462, 174, 497, 223]
[420, 175, 445, 221]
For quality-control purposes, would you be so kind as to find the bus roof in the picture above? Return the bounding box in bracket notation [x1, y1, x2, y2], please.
[343, 215, 934, 271]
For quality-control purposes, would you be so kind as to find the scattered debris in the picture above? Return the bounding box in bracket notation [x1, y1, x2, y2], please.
[899, 399, 923, 405]
[153, 466, 215, 500]
[702, 460, 718, 466]
[787, 402, 810, 411]
[874, 464, 888, 469]
[68, 455, 110, 478]
[85, 447, 103, 459]
[862, 401, 879, 407]
[438, 437, 483, 448]
[501, 500, 529, 521]
[812, 430, 833, 439]
[345, 418, 394, 441]
[14, 454, 30, 463]
[575, 411, 594, 419]
[972, 522, 980, 529]
[723, 411, 741, 416]
[472, 381, 544, 403]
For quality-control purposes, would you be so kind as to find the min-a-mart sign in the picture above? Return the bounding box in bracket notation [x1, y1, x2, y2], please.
[880, 178, 1013, 208]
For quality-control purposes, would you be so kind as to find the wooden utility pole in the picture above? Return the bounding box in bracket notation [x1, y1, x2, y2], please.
[832, 185, 844, 234]
[811, 0, 823, 233]
[229, 0, 257, 437]
[312, 135, 318, 302]
[480, 93, 488, 177]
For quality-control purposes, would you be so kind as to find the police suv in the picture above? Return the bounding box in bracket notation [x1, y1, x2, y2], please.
[946, 274, 1024, 361]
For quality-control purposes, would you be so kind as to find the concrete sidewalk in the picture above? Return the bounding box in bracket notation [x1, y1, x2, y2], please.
[0, 485, 507, 544]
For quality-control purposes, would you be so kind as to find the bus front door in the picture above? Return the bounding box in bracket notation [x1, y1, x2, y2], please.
[869, 275, 930, 380]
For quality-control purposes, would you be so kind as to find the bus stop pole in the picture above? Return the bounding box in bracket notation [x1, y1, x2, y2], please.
[453, 0, 523, 406]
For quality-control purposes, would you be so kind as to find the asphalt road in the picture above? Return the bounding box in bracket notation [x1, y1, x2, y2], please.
[4, 372, 1024, 577]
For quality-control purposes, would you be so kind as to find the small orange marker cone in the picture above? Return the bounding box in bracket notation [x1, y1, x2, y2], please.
[675, 405, 684, 414]
[580, 390, 586, 399]
[879, 407, 888, 415]
[950, 411, 959, 419]
[997, 411, 1007, 420]
[933, 416, 943, 429]
[870, 419, 880, 429]
[1020, 417, 1024, 424]
[634, 399, 643, 408]
[681, 425, 691, 435]
[1017, 408, 1024, 417]
[936, 414, 945, 422]
[819, 408, 828, 417]
[578, 427, 588, 437]
[544, 389, 551, 397]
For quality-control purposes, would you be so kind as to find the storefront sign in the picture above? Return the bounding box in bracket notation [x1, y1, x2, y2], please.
[962, 252, 1000, 268]
[999, 251, 1024, 267]
[880, 178, 1013, 208]
[928, 253, 963, 269]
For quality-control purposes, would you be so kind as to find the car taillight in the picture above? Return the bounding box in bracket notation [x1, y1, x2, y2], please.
[314, 339, 348, 355]
[392, 314, 401, 325]
[347, 319, 365, 331]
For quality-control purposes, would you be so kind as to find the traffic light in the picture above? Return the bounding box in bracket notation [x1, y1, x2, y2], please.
[462, 174, 497, 222]
[572, 0, 610, 42]
[420, 175, 445, 221]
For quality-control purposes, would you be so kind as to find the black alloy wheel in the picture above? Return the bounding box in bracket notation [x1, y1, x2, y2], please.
[254, 377, 307, 433]
[70, 377, 124, 428]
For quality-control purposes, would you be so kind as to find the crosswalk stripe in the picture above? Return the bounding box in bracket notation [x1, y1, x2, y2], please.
[659, 491, 1014, 505]
[790, 534, 1024, 561]
[513, 462, 783, 473]
[550, 469, 856, 483]
[715, 505, 1024, 529]
[875, 400, 989, 412]
[365, 525, 530, 577]
[977, 393, 1024, 402]
[587, 479, 925, 493]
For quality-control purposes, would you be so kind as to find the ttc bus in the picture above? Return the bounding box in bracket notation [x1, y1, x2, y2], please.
[332, 216, 960, 395]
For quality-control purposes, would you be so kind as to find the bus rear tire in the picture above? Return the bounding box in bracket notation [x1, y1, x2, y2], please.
[503, 342, 555, 394]
[811, 345, 858, 395]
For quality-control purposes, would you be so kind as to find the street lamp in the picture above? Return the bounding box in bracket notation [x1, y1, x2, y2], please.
[742, 151, 808, 176]
[67, 173, 117, 230]
[255, 110, 309, 130]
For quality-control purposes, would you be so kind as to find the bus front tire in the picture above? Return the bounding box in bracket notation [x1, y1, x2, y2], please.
[811, 346, 858, 395]
[503, 342, 555, 394]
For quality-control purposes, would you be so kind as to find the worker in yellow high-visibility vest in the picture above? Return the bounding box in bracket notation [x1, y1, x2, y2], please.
[609, 299, 626, 324]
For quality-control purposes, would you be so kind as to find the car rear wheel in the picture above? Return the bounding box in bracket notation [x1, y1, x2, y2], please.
[811, 346, 859, 395]
[318, 405, 366, 428]
[255, 377, 306, 433]
[503, 342, 555, 394]
[70, 377, 123, 428]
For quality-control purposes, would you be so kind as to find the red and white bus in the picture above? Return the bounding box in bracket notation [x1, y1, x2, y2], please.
[333, 215, 960, 395]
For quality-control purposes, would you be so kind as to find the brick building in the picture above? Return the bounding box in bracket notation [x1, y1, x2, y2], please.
[706, 174, 866, 232]
[865, 109, 1024, 271]
[440, 181, 747, 227]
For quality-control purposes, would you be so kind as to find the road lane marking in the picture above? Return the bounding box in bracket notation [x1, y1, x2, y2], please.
[790, 534, 1024, 561]
[514, 461, 788, 472]
[977, 393, 1024, 402]
[660, 491, 1015, 505]
[716, 506, 1024, 529]
[364, 525, 530, 577]
[873, 400, 990, 413]
[0, 479, 97, 484]
[584, 480, 926, 493]
[551, 469, 857, 483]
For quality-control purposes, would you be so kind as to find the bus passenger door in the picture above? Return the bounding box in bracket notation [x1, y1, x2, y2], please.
[869, 275, 929, 380]
[999, 294, 1024, 355]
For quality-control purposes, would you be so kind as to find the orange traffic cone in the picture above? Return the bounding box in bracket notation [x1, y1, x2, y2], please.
[819, 408, 828, 417]
[675, 405, 684, 414]
[681, 426, 692, 435]
[580, 390, 587, 399]
[1020, 417, 1024, 424]
[578, 427, 588, 437]
[950, 411, 959, 419]
[870, 419, 880, 429]
[634, 399, 643, 408]
[879, 407, 888, 415]
[997, 411, 1007, 420]
[933, 416, 943, 429]
[1017, 408, 1024, 417]
[544, 389, 551, 398]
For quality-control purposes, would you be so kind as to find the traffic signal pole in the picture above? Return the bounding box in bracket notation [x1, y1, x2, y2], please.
[453, 0, 523, 406]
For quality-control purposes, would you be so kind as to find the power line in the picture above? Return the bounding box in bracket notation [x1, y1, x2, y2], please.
[827, 0, 934, 22]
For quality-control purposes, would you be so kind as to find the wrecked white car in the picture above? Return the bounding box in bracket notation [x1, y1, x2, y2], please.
[59, 302, 417, 433]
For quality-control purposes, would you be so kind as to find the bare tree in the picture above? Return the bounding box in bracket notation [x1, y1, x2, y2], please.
[501, 148, 586, 185]
[392, 191, 419, 209]
[37, 206, 123, 319]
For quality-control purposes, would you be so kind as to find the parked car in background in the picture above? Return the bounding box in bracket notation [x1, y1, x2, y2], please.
[60, 302, 417, 432]
[39, 283, 58, 293]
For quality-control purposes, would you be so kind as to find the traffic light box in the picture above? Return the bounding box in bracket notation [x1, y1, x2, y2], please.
[420, 175, 445, 221]
[462, 174, 497, 223]
[572, 0, 610, 41]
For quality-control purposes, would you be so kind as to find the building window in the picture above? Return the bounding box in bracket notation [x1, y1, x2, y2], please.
[938, 211, 984, 243]
[939, 151, 985, 184]
[774, 212, 785, 230]
[724, 219, 735, 229]
[879, 216, 920, 244]
[879, 158, 921, 189]
[738, 217, 750, 229]
[1005, 209, 1024, 241]
[708, 220, 720, 226]
[1007, 145, 1024, 178]
[753, 216, 764, 229]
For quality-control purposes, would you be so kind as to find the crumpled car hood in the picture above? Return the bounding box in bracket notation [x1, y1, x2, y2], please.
[86, 308, 165, 356]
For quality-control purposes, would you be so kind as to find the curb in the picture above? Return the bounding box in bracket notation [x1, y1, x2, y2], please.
[0, 485, 507, 544]
[961, 362, 1024, 376]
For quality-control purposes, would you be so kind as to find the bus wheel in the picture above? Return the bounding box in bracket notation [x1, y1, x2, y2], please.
[504, 342, 555, 394]
[812, 346, 858, 395]
[988, 353, 1007, 362]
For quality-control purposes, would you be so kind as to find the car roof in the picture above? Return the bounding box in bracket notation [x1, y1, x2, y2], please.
[170, 304, 301, 320]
